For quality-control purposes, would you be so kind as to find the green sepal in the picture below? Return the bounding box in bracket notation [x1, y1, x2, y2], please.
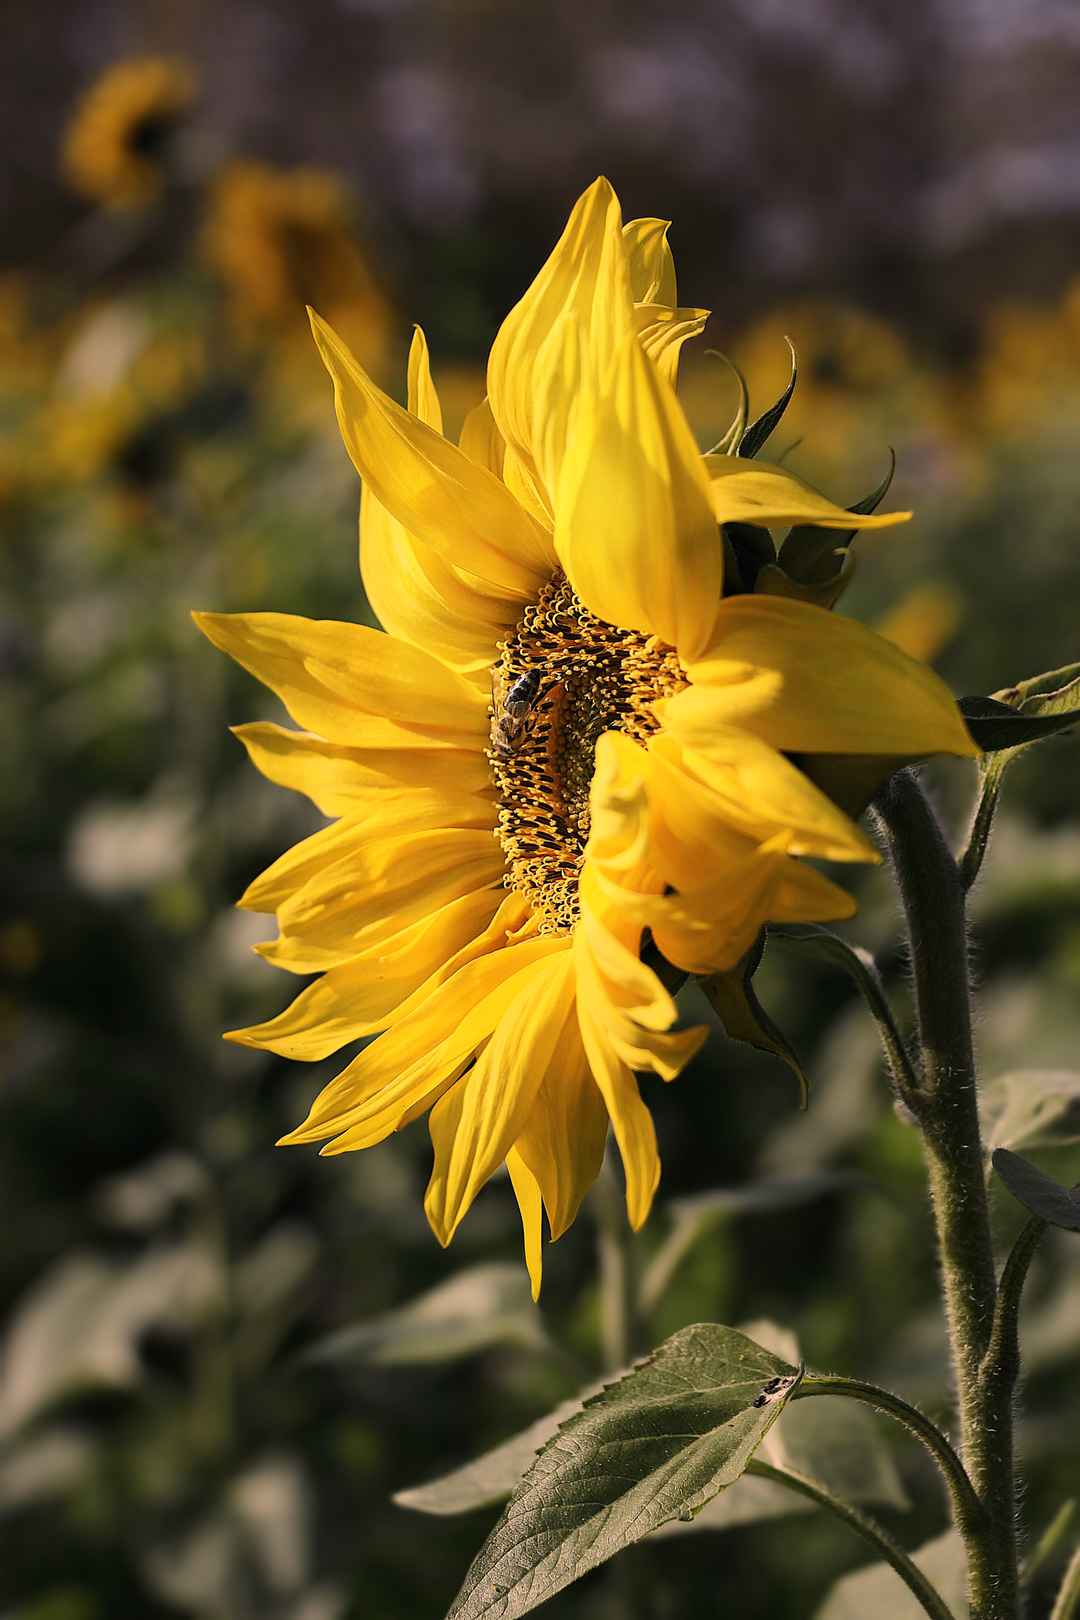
[706, 351, 750, 456]
[738, 337, 797, 458]
[755, 550, 856, 610]
[778, 449, 896, 579]
[795, 751, 913, 821]
[724, 521, 777, 593]
[992, 1147, 1080, 1233]
[700, 934, 809, 1107]
[763, 451, 894, 609]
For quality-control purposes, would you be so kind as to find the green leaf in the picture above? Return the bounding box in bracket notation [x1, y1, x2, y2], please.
[815, 1529, 967, 1620]
[739, 337, 797, 458]
[398, 1318, 904, 1531]
[700, 935, 809, 1106]
[395, 1385, 607, 1516]
[444, 1324, 802, 1619]
[992, 1149, 1080, 1233]
[300, 1264, 546, 1369]
[960, 696, 1080, 753]
[982, 1071, 1080, 1159]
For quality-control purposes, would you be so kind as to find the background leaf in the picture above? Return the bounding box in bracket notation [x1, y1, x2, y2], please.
[300, 1264, 547, 1369]
[992, 1148, 1080, 1232]
[814, 1529, 967, 1620]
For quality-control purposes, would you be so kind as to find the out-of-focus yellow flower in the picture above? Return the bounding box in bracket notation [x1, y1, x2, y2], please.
[40, 305, 208, 497]
[62, 57, 197, 211]
[196, 179, 976, 1293]
[959, 299, 1080, 441]
[202, 161, 392, 388]
[730, 302, 915, 469]
[875, 583, 962, 666]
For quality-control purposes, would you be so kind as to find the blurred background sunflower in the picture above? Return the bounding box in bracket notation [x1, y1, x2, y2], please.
[4, 6, 1080, 1619]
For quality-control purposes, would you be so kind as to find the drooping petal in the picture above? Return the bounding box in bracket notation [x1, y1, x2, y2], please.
[647, 730, 875, 862]
[622, 217, 677, 307]
[309, 309, 554, 593]
[193, 611, 487, 744]
[238, 817, 368, 914]
[678, 594, 979, 758]
[575, 975, 660, 1231]
[279, 935, 567, 1148]
[487, 177, 634, 476]
[514, 1030, 609, 1242]
[425, 950, 576, 1245]
[226, 887, 506, 1057]
[705, 454, 912, 531]
[233, 722, 495, 815]
[506, 1149, 545, 1302]
[555, 332, 723, 662]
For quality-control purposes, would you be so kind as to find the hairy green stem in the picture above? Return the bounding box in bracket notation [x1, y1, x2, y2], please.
[797, 1375, 984, 1535]
[747, 1460, 958, 1620]
[983, 1215, 1047, 1394]
[874, 770, 1018, 1620]
[1052, 1546, 1080, 1620]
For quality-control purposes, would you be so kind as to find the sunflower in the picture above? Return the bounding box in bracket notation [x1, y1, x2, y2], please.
[195, 179, 976, 1296]
[202, 161, 391, 383]
[62, 57, 197, 212]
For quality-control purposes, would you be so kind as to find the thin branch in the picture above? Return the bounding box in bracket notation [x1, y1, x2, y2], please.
[769, 922, 923, 1109]
[981, 1214, 1047, 1392]
[747, 1460, 958, 1620]
[796, 1375, 985, 1536]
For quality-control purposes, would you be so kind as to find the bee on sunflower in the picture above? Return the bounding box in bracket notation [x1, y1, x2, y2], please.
[61, 57, 197, 212]
[196, 178, 976, 1297]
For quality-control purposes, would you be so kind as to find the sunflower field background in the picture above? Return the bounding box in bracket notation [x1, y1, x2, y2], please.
[3, 5, 1080, 1619]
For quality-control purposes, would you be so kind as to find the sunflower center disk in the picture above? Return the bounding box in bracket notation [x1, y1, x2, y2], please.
[488, 570, 687, 935]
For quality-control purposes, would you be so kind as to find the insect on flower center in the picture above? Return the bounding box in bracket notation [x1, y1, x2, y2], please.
[488, 570, 687, 935]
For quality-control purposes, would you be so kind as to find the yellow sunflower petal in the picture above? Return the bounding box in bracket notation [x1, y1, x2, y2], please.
[555, 332, 723, 662]
[309, 309, 553, 593]
[705, 454, 912, 531]
[238, 817, 370, 913]
[513, 1001, 609, 1241]
[487, 176, 634, 473]
[458, 396, 505, 476]
[425, 951, 576, 1245]
[226, 887, 506, 1057]
[634, 303, 709, 386]
[406, 323, 443, 433]
[648, 729, 875, 862]
[262, 828, 504, 973]
[679, 594, 979, 758]
[622, 217, 677, 307]
[506, 1149, 545, 1302]
[575, 980, 659, 1231]
[360, 330, 514, 680]
[280, 935, 567, 1148]
[232, 723, 494, 816]
[193, 611, 486, 744]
